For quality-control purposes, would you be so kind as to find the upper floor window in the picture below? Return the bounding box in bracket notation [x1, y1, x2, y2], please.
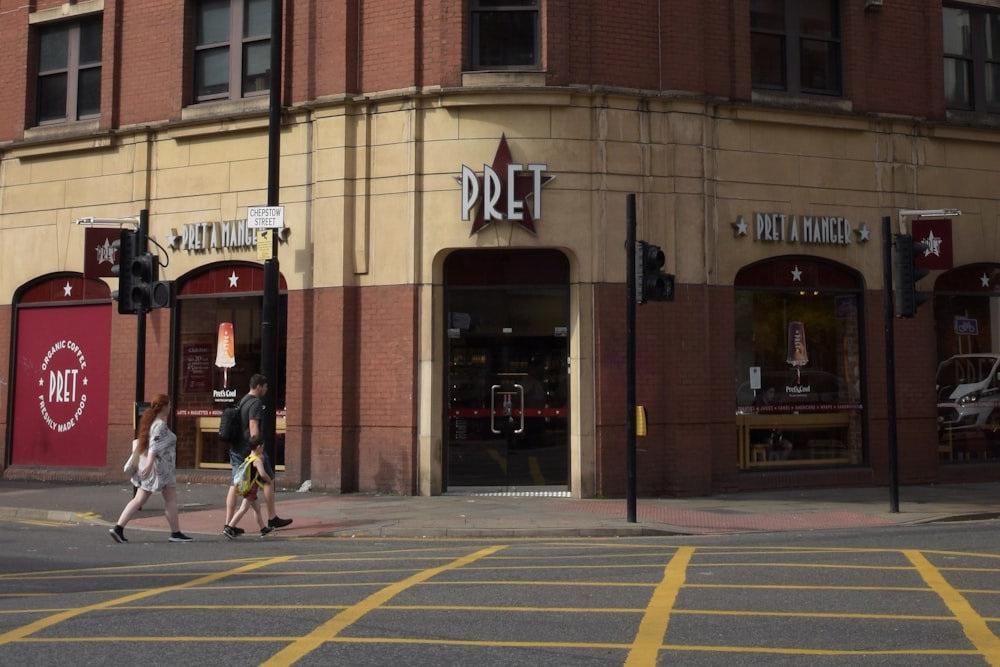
[943, 6, 1000, 113]
[36, 16, 102, 125]
[471, 0, 540, 70]
[750, 0, 841, 96]
[194, 0, 271, 102]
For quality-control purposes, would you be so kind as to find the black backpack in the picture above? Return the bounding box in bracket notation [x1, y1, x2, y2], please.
[218, 396, 248, 445]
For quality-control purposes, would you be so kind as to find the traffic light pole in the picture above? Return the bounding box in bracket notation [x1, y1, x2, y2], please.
[882, 215, 900, 513]
[625, 194, 638, 523]
[259, 0, 283, 467]
[134, 208, 149, 431]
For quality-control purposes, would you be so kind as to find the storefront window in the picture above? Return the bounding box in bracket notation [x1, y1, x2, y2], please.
[734, 258, 864, 469]
[171, 265, 287, 470]
[934, 264, 1000, 462]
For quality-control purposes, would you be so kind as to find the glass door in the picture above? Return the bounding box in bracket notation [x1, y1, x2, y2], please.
[446, 336, 568, 489]
[443, 249, 570, 492]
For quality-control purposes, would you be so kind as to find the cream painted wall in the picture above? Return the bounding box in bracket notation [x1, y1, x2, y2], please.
[4, 91, 1000, 304]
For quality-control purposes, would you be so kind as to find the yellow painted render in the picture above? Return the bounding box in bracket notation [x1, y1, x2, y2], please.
[3, 180, 67, 215]
[3, 92, 1000, 307]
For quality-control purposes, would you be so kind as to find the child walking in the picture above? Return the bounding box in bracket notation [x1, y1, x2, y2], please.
[229, 435, 276, 538]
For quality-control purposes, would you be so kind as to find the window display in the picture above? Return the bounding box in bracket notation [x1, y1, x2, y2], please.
[934, 265, 1000, 461]
[170, 266, 287, 470]
[734, 258, 864, 468]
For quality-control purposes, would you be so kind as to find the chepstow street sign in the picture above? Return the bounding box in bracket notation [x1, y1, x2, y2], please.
[247, 206, 284, 229]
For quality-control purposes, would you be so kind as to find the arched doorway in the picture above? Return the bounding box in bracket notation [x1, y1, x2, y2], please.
[443, 249, 570, 492]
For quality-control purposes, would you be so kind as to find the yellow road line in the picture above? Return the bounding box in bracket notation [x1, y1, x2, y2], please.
[0, 556, 294, 646]
[905, 549, 1000, 666]
[260, 545, 505, 666]
[624, 546, 693, 667]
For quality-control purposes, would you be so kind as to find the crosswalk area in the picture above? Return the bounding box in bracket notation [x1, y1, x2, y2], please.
[1, 540, 999, 665]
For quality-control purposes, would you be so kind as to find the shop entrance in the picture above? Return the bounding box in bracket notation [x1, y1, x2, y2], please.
[443, 250, 570, 492]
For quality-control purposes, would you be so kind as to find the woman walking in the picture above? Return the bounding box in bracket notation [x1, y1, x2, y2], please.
[110, 394, 192, 543]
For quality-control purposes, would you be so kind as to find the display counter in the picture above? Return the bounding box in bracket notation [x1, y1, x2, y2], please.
[737, 411, 852, 468]
[195, 416, 286, 470]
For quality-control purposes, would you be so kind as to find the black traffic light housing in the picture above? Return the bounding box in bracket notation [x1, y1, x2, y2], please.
[111, 229, 139, 314]
[130, 252, 174, 311]
[635, 240, 675, 303]
[893, 233, 930, 318]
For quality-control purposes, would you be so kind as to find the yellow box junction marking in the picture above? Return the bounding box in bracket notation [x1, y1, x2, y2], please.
[260, 545, 506, 666]
[905, 549, 1000, 666]
[624, 545, 693, 666]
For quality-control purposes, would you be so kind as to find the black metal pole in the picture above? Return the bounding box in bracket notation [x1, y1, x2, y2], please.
[626, 194, 638, 523]
[260, 0, 283, 465]
[882, 215, 900, 513]
[135, 208, 149, 428]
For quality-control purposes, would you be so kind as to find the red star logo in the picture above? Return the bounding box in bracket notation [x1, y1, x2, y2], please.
[462, 134, 554, 236]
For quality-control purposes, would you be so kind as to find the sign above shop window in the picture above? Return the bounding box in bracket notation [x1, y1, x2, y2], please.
[459, 134, 554, 236]
[166, 218, 289, 253]
[731, 213, 871, 247]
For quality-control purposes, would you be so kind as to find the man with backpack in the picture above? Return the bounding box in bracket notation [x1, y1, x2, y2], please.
[222, 374, 292, 538]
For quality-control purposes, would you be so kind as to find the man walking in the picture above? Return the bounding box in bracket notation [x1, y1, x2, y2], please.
[223, 374, 292, 537]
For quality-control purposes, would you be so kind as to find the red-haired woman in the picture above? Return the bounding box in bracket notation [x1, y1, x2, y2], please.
[110, 394, 192, 543]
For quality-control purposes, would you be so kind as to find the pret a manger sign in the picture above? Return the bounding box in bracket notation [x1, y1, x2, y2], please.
[459, 134, 554, 236]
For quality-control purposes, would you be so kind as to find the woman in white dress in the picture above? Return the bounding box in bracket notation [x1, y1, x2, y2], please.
[110, 393, 192, 543]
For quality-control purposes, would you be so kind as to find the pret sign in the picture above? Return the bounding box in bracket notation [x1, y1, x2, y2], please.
[247, 206, 284, 229]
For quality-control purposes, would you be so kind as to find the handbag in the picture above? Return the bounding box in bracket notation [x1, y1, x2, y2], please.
[123, 439, 139, 473]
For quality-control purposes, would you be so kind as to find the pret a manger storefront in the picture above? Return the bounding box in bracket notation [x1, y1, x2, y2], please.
[3, 94, 996, 498]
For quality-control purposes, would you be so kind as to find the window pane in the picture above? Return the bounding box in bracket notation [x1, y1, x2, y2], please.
[79, 17, 103, 65]
[77, 66, 101, 117]
[37, 73, 68, 122]
[734, 287, 864, 468]
[987, 62, 1000, 108]
[245, 0, 271, 37]
[39, 26, 69, 72]
[195, 48, 230, 96]
[944, 57, 972, 108]
[942, 8, 970, 56]
[198, 0, 231, 46]
[474, 0, 538, 7]
[799, 0, 837, 39]
[475, 11, 536, 67]
[242, 40, 270, 93]
[750, 0, 784, 31]
[987, 12, 1000, 60]
[751, 33, 785, 88]
[800, 39, 840, 93]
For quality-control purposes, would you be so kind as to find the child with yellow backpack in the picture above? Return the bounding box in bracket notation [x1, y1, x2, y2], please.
[227, 435, 275, 538]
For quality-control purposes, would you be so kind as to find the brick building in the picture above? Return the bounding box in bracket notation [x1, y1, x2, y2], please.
[1, 0, 999, 497]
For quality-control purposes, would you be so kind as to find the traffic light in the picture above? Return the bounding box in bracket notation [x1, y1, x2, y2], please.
[893, 234, 930, 318]
[635, 240, 675, 303]
[111, 229, 138, 314]
[129, 252, 174, 311]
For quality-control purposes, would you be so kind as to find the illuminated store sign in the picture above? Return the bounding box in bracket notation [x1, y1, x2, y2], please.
[731, 213, 872, 246]
[459, 134, 554, 236]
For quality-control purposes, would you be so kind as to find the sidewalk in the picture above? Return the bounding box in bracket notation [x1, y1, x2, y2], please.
[1, 479, 999, 539]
